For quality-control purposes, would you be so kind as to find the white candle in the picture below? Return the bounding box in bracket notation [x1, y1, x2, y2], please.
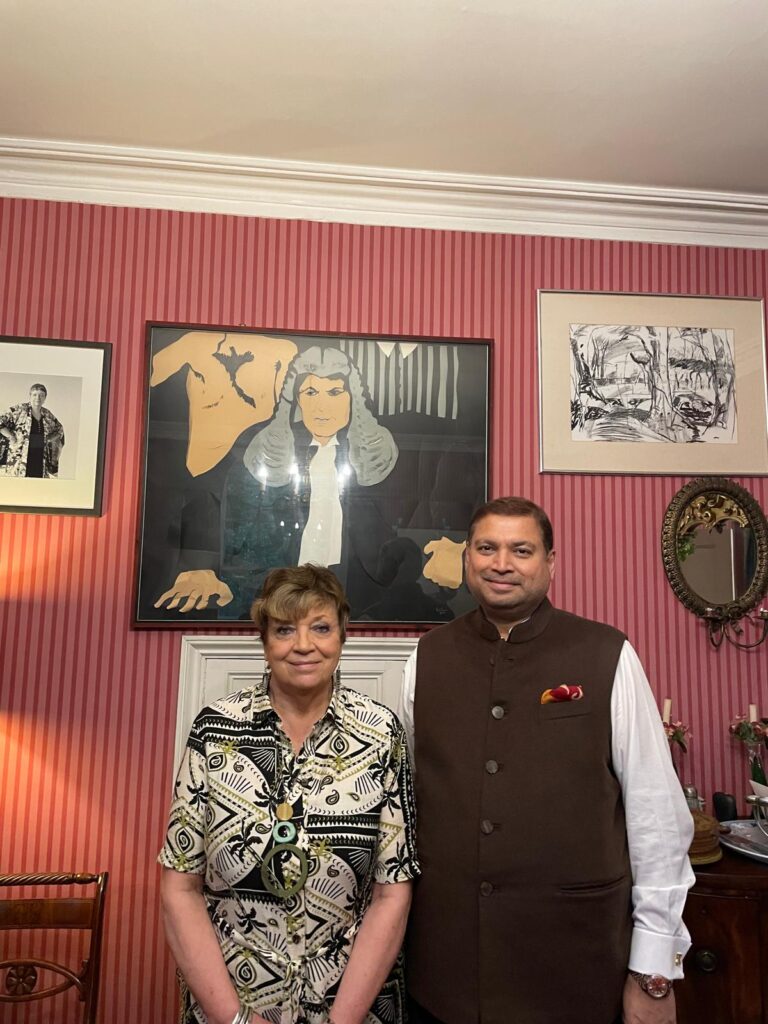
[662, 698, 672, 724]
[749, 704, 758, 723]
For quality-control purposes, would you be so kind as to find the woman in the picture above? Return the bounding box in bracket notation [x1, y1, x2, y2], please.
[159, 564, 419, 1024]
[0, 383, 65, 478]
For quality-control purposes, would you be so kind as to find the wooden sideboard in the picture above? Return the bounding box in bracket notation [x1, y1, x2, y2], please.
[676, 846, 768, 1024]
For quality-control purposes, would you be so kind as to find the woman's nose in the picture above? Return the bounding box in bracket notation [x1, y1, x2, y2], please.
[294, 627, 313, 650]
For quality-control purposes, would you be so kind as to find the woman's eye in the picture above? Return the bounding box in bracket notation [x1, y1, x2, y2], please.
[313, 624, 331, 634]
[302, 387, 318, 397]
[328, 388, 346, 397]
[274, 626, 294, 636]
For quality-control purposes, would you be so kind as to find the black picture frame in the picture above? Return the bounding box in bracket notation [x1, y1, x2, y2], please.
[0, 336, 112, 515]
[134, 323, 491, 627]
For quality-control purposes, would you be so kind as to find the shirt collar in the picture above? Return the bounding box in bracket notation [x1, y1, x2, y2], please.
[249, 675, 346, 731]
[309, 435, 339, 450]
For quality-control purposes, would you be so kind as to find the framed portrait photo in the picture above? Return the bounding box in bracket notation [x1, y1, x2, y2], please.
[134, 324, 491, 627]
[0, 336, 112, 514]
[538, 291, 768, 475]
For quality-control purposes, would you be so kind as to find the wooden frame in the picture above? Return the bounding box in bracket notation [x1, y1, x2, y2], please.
[134, 323, 490, 627]
[538, 291, 768, 474]
[0, 337, 112, 514]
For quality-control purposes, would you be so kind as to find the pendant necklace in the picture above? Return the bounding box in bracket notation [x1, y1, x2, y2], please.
[260, 732, 311, 899]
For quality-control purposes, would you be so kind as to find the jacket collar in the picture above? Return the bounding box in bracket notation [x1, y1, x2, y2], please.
[468, 597, 555, 644]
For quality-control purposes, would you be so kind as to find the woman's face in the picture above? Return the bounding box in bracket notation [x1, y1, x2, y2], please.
[297, 374, 351, 443]
[29, 388, 46, 410]
[263, 602, 342, 699]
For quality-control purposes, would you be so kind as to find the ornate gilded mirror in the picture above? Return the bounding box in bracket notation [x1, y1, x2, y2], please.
[661, 477, 768, 648]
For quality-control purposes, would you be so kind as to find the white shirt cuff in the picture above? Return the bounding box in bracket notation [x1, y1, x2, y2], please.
[629, 926, 691, 980]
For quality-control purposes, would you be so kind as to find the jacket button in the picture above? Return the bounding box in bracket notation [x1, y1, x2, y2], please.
[485, 759, 499, 774]
[491, 705, 505, 720]
[480, 881, 494, 896]
[480, 819, 494, 835]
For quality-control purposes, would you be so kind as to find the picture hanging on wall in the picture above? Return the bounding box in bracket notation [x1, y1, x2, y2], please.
[134, 323, 491, 627]
[0, 336, 112, 514]
[538, 291, 768, 474]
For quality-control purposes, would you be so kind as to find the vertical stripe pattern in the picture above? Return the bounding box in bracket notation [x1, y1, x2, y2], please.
[0, 198, 767, 1022]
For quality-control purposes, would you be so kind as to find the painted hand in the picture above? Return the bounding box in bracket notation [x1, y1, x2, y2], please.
[154, 570, 234, 613]
[150, 330, 297, 476]
[422, 537, 466, 589]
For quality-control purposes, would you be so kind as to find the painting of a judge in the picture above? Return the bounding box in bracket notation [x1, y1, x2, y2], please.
[136, 325, 489, 625]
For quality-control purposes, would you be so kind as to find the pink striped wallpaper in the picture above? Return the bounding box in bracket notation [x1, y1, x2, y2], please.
[0, 197, 767, 1022]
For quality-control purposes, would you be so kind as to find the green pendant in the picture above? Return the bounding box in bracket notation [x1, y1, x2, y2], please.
[260, 844, 309, 899]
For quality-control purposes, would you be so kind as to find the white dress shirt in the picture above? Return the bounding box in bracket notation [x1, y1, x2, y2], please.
[399, 639, 695, 980]
[299, 438, 343, 566]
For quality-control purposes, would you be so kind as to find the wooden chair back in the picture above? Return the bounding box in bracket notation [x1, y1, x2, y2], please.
[0, 872, 109, 1023]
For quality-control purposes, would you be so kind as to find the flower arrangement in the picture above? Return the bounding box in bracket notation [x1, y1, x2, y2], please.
[664, 720, 691, 753]
[729, 715, 768, 746]
[729, 715, 768, 785]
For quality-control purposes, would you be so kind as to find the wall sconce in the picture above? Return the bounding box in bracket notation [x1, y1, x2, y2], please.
[703, 606, 768, 650]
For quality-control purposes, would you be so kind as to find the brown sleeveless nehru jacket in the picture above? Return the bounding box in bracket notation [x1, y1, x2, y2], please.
[408, 598, 630, 1024]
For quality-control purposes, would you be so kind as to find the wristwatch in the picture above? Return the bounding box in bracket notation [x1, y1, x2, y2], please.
[629, 970, 673, 999]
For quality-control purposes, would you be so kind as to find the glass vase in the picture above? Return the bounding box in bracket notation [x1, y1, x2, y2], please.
[746, 742, 767, 786]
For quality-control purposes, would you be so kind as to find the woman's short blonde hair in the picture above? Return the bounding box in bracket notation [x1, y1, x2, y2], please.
[250, 564, 350, 641]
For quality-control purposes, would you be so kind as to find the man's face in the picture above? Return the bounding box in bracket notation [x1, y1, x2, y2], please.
[298, 375, 351, 443]
[464, 514, 555, 631]
[29, 388, 46, 409]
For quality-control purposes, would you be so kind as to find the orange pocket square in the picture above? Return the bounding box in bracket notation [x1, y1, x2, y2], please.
[541, 684, 584, 704]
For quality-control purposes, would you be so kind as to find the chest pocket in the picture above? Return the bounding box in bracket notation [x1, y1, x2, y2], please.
[538, 701, 591, 721]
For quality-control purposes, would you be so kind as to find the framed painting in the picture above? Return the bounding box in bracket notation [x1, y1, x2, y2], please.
[538, 291, 768, 475]
[134, 324, 490, 627]
[0, 336, 112, 514]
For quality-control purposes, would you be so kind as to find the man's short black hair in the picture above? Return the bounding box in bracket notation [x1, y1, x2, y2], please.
[467, 496, 554, 553]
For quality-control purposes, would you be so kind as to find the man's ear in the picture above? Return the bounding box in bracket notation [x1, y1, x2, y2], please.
[547, 549, 556, 580]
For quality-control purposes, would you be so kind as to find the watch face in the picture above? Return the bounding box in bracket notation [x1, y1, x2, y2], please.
[644, 975, 672, 998]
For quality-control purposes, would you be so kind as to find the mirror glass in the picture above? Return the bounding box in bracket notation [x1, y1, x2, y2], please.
[678, 519, 757, 605]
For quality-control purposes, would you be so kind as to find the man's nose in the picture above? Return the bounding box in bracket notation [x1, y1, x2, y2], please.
[490, 549, 514, 571]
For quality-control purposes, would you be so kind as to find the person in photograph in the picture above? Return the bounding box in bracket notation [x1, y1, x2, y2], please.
[159, 564, 418, 1024]
[400, 496, 695, 1024]
[0, 383, 65, 478]
[155, 345, 400, 615]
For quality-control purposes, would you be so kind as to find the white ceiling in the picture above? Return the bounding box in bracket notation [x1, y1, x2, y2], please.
[2, 0, 768, 240]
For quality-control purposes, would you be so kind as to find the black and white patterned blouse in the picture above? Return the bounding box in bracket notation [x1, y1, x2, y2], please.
[159, 683, 419, 1024]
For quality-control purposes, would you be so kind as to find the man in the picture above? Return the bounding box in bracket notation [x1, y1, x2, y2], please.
[400, 496, 694, 1024]
[0, 383, 65, 478]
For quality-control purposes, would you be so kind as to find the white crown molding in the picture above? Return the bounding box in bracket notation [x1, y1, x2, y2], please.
[2, 137, 768, 248]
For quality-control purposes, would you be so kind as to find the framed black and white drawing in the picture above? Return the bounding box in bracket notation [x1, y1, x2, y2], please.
[134, 324, 491, 627]
[0, 336, 112, 514]
[538, 291, 768, 474]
